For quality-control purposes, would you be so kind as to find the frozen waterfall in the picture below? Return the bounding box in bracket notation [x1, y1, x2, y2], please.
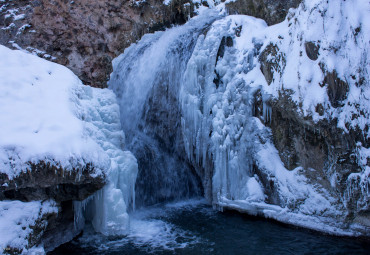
[109, 10, 220, 207]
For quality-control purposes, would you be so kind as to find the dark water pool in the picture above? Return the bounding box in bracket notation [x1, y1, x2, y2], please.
[50, 199, 369, 255]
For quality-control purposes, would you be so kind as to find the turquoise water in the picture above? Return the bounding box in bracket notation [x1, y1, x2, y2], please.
[50, 199, 369, 255]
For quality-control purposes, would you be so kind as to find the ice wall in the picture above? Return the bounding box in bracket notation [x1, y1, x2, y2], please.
[180, 15, 268, 203]
[0, 45, 138, 238]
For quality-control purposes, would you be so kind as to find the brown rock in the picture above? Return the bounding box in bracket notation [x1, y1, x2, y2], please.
[0, 0, 196, 87]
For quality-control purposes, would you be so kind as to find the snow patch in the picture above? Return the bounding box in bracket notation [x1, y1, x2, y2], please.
[0, 200, 58, 253]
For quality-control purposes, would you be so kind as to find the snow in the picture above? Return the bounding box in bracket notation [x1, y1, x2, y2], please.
[0, 45, 109, 179]
[110, 0, 370, 237]
[263, 0, 370, 132]
[108, 0, 370, 233]
[0, 200, 58, 253]
[0, 0, 367, 247]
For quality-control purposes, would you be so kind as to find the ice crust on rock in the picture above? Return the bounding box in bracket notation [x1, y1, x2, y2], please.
[180, 14, 350, 234]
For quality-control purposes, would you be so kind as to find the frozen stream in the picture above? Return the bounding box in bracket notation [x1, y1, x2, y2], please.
[51, 199, 369, 255]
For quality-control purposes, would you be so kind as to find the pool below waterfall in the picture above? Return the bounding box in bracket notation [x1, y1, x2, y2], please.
[50, 199, 369, 255]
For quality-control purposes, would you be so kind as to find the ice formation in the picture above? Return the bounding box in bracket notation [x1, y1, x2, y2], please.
[73, 86, 138, 235]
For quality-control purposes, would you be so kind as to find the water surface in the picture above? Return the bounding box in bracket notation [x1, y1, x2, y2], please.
[50, 199, 369, 255]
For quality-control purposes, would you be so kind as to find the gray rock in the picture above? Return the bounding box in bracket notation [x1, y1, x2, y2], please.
[0, 161, 105, 202]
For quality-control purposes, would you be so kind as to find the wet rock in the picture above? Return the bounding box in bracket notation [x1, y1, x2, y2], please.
[214, 36, 234, 88]
[323, 70, 349, 108]
[304, 41, 320, 61]
[41, 200, 82, 252]
[259, 43, 286, 85]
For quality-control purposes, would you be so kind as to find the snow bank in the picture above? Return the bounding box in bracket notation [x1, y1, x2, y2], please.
[0, 200, 58, 253]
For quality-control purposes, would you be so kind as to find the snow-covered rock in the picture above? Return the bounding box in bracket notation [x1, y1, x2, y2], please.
[0, 45, 108, 179]
[0, 45, 138, 252]
[0, 200, 58, 254]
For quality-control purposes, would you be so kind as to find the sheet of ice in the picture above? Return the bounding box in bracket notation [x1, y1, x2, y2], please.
[0, 200, 58, 253]
[73, 86, 138, 235]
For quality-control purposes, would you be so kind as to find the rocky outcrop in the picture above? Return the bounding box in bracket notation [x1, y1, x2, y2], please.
[0, 200, 58, 255]
[255, 0, 370, 229]
[254, 89, 369, 230]
[0, 161, 105, 202]
[0, 0, 196, 87]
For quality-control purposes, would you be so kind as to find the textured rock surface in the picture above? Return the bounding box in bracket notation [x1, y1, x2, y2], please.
[0, 161, 105, 253]
[254, 0, 370, 228]
[0, 200, 58, 255]
[40, 200, 81, 252]
[0, 0, 196, 87]
[0, 161, 105, 202]
[254, 90, 369, 229]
